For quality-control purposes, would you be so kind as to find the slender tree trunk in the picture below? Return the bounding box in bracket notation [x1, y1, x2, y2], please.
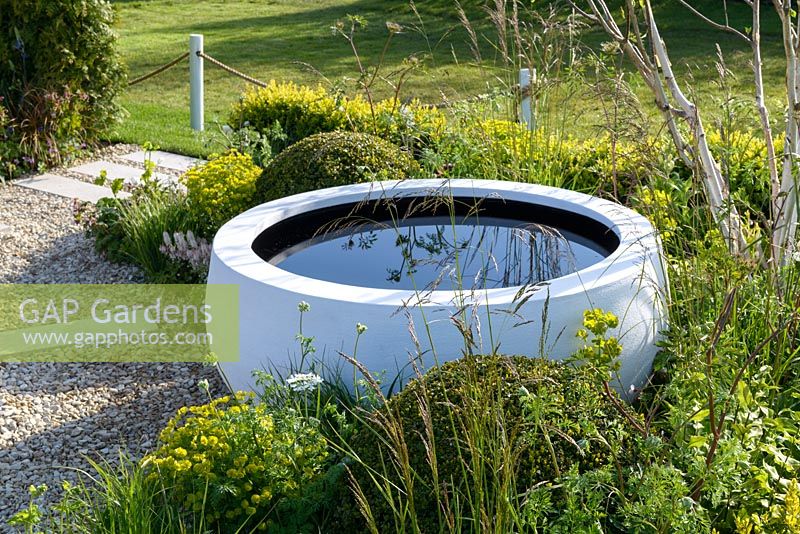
[774, 0, 800, 262]
[751, 2, 782, 263]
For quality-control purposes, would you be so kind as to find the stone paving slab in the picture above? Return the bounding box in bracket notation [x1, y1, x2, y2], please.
[14, 174, 129, 203]
[120, 150, 204, 172]
[69, 161, 173, 186]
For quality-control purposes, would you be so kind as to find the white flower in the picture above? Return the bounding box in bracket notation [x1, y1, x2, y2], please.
[197, 378, 210, 392]
[297, 301, 311, 312]
[356, 322, 368, 335]
[286, 372, 323, 392]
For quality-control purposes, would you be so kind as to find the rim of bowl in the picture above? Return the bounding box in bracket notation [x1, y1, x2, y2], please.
[211, 179, 661, 306]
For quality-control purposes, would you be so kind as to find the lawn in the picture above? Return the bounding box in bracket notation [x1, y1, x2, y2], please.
[109, 0, 492, 156]
[109, 0, 788, 157]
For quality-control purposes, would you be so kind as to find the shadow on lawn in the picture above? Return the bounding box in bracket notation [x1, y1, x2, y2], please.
[134, 0, 477, 73]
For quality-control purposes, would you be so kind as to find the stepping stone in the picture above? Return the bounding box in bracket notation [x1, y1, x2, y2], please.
[120, 150, 204, 172]
[69, 161, 174, 187]
[14, 174, 130, 203]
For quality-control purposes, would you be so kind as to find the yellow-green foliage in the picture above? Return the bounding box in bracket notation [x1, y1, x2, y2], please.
[348, 96, 446, 149]
[255, 131, 420, 202]
[575, 308, 623, 373]
[181, 150, 262, 235]
[736, 479, 800, 533]
[442, 119, 775, 220]
[231, 82, 344, 149]
[230, 80, 445, 151]
[632, 187, 679, 244]
[437, 119, 652, 194]
[704, 129, 775, 214]
[145, 392, 328, 529]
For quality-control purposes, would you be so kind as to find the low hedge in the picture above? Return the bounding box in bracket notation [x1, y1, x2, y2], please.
[229, 81, 445, 153]
[255, 131, 421, 202]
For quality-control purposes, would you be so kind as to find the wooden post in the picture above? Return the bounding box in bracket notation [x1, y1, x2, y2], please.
[189, 34, 204, 131]
[519, 68, 533, 130]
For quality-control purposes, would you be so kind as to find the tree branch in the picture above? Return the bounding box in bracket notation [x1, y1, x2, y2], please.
[675, 0, 751, 43]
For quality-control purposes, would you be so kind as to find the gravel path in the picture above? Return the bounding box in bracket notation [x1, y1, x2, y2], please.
[0, 183, 228, 526]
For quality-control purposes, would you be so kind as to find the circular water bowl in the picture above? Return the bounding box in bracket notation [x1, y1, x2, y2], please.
[208, 179, 667, 399]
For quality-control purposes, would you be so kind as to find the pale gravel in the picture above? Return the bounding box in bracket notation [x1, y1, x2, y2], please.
[0, 180, 228, 526]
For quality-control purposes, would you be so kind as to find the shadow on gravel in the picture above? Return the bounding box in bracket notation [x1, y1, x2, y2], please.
[0, 364, 228, 523]
[0, 230, 143, 285]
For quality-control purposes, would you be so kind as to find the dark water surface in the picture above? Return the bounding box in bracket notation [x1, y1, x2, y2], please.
[270, 216, 608, 291]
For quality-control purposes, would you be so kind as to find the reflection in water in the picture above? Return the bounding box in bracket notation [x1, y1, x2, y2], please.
[270, 216, 608, 291]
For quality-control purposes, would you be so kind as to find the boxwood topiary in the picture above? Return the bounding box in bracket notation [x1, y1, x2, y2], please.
[255, 131, 421, 202]
[335, 355, 638, 532]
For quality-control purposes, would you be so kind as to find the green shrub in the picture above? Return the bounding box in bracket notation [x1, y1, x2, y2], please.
[145, 391, 329, 531]
[82, 196, 128, 264]
[423, 118, 655, 195]
[229, 81, 445, 152]
[230, 82, 346, 153]
[182, 150, 262, 236]
[336, 355, 637, 532]
[0, 0, 125, 166]
[255, 131, 421, 202]
[348, 97, 446, 155]
[0, 97, 21, 181]
[80, 162, 200, 282]
[686, 129, 773, 217]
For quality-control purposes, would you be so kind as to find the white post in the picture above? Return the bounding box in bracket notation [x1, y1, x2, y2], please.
[519, 68, 532, 130]
[189, 34, 204, 131]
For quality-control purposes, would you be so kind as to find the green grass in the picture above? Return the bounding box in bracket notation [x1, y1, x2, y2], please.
[109, 0, 789, 157]
[109, 0, 491, 156]
[586, 1, 788, 119]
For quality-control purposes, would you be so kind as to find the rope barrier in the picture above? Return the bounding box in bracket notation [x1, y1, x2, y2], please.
[126, 46, 529, 111]
[128, 52, 190, 86]
[197, 51, 269, 88]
